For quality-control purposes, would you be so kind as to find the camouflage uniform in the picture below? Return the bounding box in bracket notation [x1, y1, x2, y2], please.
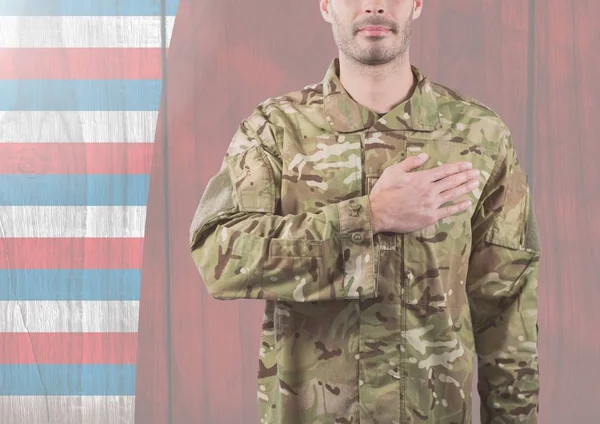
[189, 58, 541, 423]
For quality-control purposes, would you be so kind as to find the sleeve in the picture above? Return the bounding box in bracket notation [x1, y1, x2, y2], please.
[465, 130, 542, 422]
[189, 109, 379, 302]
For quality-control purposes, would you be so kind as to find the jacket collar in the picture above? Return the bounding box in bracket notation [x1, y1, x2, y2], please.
[322, 57, 441, 133]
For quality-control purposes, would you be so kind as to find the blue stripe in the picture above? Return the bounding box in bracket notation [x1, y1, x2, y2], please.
[0, 0, 179, 16]
[0, 270, 140, 301]
[0, 80, 161, 111]
[0, 365, 135, 396]
[0, 175, 149, 206]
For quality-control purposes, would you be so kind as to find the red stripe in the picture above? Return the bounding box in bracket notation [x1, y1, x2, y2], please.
[0, 238, 143, 269]
[0, 48, 162, 80]
[0, 143, 153, 174]
[0, 333, 137, 364]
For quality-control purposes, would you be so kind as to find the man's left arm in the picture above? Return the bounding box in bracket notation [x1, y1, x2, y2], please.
[466, 130, 542, 422]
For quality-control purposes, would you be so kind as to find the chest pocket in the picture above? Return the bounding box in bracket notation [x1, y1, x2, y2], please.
[404, 139, 486, 241]
[280, 133, 364, 214]
[402, 138, 492, 310]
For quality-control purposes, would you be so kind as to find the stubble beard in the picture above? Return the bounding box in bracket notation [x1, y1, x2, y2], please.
[333, 10, 413, 67]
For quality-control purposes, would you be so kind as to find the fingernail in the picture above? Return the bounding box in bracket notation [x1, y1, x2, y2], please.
[418, 153, 428, 160]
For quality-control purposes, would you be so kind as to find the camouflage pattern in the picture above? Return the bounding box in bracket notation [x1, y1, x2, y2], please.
[189, 58, 541, 423]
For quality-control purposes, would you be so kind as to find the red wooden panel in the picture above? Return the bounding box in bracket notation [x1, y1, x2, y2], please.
[165, 1, 213, 422]
[532, 0, 600, 422]
[133, 19, 174, 424]
[134, 120, 170, 422]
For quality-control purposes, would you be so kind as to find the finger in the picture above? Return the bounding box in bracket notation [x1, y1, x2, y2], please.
[436, 200, 472, 220]
[434, 169, 480, 194]
[396, 153, 429, 172]
[422, 161, 473, 182]
[438, 178, 480, 204]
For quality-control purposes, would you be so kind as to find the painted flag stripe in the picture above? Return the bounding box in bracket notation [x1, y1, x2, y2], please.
[0, 143, 153, 174]
[0, 301, 139, 332]
[0, 270, 140, 301]
[0, 175, 149, 206]
[0, 16, 175, 48]
[0, 364, 135, 395]
[0, 238, 143, 269]
[0, 80, 161, 111]
[0, 0, 179, 16]
[0, 333, 137, 364]
[0, 396, 134, 424]
[0, 206, 147, 237]
[0, 48, 163, 80]
[0, 111, 159, 143]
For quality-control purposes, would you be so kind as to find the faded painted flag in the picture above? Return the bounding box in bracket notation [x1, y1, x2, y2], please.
[0, 1, 178, 422]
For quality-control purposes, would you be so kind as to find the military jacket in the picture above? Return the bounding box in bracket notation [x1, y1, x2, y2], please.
[190, 58, 541, 424]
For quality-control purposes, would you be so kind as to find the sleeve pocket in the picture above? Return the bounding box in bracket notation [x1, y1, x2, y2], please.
[484, 166, 529, 250]
[225, 145, 276, 213]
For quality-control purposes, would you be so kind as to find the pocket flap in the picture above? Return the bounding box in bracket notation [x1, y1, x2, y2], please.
[226, 145, 276, 213]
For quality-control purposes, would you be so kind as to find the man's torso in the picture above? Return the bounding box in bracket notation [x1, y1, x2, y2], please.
[252, 59, 507, 424]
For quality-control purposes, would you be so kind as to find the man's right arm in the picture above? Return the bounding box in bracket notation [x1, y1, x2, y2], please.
[189, 111, 378, 302]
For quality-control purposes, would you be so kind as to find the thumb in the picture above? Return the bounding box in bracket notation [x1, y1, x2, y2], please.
[398, 153, 428, 171]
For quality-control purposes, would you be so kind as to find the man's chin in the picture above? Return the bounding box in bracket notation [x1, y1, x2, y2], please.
[355, 54, 396, 67]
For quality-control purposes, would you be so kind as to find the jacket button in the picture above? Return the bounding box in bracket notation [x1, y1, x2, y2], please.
[351, 232, 364, 243]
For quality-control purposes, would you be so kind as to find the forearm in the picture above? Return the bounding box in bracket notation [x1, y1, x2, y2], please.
[191, 193, 378, 301]
[469, 242, 540, 422]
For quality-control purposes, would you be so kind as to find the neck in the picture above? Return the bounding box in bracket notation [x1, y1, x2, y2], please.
[337, 52, 416, 115]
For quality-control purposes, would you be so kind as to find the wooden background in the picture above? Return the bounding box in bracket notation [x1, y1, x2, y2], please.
[135, 1, 600, 423]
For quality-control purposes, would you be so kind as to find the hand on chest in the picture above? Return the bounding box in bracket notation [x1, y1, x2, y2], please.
[281, 129, 493, 220]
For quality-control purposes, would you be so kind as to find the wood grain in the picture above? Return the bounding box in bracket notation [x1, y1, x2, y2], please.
[532, 0, 600, 421]
[135, 1, 600, 422]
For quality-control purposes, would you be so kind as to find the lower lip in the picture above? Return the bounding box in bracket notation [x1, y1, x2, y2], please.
[360, 29, 390, 36]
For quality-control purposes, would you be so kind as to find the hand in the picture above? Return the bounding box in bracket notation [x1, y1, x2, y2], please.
[369, 153, 480, 234]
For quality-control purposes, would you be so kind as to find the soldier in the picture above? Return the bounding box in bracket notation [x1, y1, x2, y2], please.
[189, 0, 541, 422]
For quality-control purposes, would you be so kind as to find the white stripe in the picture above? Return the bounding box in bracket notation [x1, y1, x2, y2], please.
[0, 16, 175, 48]
[0, 301, 139, 332]
[0, 206, 147, 238]
[0, 111, 158, 143]
[0, 396, 134, 424]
